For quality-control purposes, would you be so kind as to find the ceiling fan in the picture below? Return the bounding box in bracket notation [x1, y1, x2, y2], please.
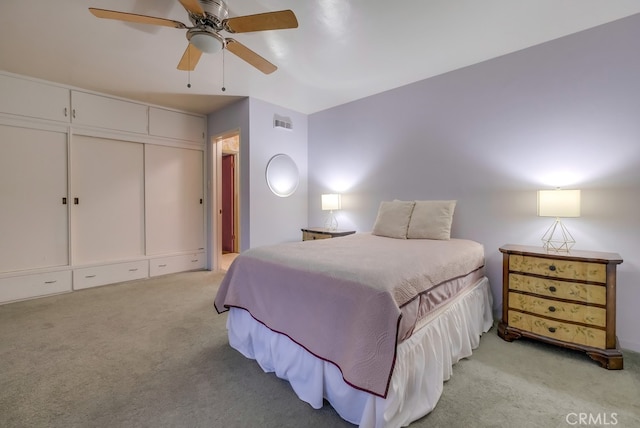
[89, 0, 298, 74]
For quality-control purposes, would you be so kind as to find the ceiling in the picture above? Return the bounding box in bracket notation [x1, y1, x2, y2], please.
[2, 1, 640, 116]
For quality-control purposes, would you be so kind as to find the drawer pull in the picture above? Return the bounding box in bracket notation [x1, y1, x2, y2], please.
[158, 264, 167, 267]
[44, 280, 57, 284]
[129, 268, 138, 272]
[548, 306, 556, 312]
[548, 265, 556, 271]
[549, 286, 557, 292]
[191, 259, 199, 263]
[548, 327, 557, 333]
[85, 275, 96, 278]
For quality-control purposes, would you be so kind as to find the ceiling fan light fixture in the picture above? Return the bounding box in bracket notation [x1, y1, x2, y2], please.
[188, 30, 223, 54]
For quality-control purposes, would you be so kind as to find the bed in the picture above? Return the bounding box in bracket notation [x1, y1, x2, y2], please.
[214, 200, 494, 428]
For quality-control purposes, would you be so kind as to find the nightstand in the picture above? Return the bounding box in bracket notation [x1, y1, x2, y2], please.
[301, 227, 355, 241]
[498, 244, 623, 369]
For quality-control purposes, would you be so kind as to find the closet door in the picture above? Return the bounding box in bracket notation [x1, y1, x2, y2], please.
[71, 135, 144, 265]
[0, 124, 68, 272]
[145, 145, 204, 255]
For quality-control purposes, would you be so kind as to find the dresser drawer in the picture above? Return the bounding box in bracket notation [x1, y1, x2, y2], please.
[508, 293, 606, 327]
[303, 231, 331, 241]
[508, 273, 606, 305]
[509, 255, 606, 283]
[0, 270, 72, 303]
[74, 260, 149, 290]
[508, 311, 606, 348]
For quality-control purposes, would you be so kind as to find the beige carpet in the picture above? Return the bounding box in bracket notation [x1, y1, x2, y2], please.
[0, 270, 638, 428]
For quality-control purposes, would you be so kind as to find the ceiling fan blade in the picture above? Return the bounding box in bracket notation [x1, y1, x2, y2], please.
[225, 39, 277, 74]
[177, 44, 203, 71]
[178, 0, 205, 16]
[224, 10, 298, 33]
[89, 8, 186, 29]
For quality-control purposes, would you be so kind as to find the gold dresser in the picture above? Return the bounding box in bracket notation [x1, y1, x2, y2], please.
[498, 244, 623, 369]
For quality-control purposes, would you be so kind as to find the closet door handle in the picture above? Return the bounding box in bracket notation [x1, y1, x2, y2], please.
[74, 197, 79, 205]
[64, 107, 68, 117]
[72, 109, 76, 119]
[62, 197, 67, 205]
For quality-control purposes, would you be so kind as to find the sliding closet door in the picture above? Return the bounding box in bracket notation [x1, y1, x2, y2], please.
[70, 135, 144, 265]
[145, 144, 204, 255]
[0, 124, 68, 272]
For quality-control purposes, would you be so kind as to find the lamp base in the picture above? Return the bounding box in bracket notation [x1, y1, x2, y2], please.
[324, 211, 338, 231]
[541, 218, 575, 252]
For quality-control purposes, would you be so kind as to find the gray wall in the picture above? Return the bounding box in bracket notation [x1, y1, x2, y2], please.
[248, 98, 308, 248]
[208, 98, 251, 252]
[208, 98, 308, 251]
[308, 14, 640, 352]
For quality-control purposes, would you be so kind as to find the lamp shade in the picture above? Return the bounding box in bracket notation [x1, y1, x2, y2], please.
[321, 194, 341, 211]
[537, 189, 581, 218]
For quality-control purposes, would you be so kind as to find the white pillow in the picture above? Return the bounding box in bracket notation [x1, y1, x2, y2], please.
[407, 200, 456, 240]
[372, 200, 415, 239]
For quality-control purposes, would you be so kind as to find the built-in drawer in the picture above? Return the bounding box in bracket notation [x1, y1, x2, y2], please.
[508, 311, 606, 349]
[149, 253, 205, 277]
[73, 260, 149, 290]
[508, 293, 606, 327]
[509, 255, 606, 283]
[508, 273, 606, 305]
[0, 270, 72, 303]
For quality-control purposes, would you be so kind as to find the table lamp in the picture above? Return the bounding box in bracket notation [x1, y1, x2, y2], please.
[322, 193, 341, 231]
[537, 189, 581, 252]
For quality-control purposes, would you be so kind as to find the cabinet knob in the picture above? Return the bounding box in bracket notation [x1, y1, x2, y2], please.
[548, 327, 557, 333]
[549, 286, 557, 292]
[548, 265, 556, 271]
[548, 306, 556, 312]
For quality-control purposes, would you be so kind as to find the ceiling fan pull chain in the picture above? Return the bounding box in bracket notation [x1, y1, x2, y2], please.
[187, 47, 192, 88]
[221, 48, 226, 92]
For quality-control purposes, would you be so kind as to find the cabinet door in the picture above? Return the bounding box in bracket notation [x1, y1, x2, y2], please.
[0, 74, 70, 122]
[145, 145, 204, 255]
[149, 107, 205, 143]
[0, 124, 69, 272]
[71, 91, 148, 134]
[71, 136, 144, 265]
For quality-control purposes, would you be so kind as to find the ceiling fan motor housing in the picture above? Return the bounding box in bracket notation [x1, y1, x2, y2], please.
[199, 0, 228, 25]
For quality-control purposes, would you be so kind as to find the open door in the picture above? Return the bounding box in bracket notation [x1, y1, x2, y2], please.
[222, 154, 235, 253]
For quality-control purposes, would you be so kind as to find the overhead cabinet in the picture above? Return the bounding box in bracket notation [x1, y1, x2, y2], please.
[0, 74, 70, 122]
[71, 91, 148, 134]
[149, 107, 205, 143]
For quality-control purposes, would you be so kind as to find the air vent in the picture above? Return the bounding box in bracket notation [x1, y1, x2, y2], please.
[274, 115, 293, 130]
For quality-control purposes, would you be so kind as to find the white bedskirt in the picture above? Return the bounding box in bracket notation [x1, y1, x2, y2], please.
[227, 276, 494, 428]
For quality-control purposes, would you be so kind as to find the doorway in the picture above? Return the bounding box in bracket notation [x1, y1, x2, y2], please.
[222, 153, 236, 253]
[213, 132, 240, 271]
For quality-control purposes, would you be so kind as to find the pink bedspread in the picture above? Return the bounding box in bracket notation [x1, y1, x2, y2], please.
[214, 233, 485, 398]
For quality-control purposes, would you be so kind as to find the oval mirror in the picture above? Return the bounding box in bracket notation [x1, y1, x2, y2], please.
[265, 154, 299, 197]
